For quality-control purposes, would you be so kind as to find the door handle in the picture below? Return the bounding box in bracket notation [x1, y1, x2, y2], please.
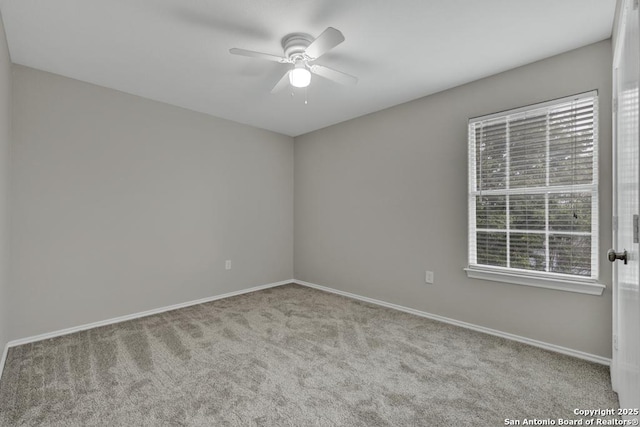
[608, 249, 628, 265]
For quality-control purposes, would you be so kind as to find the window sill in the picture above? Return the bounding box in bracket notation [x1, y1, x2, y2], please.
[464, 267, 605, 295]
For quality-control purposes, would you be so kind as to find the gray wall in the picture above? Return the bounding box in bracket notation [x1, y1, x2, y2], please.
[294, 40, 613, 358]
[6, 40, 613, 359]
[10, 65, 293, 339]
[0, 16, 10, 352]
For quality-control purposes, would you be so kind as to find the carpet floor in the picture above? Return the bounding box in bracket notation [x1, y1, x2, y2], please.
[0, 283, 619, 426]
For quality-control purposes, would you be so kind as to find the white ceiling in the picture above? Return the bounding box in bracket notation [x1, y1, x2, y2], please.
[0, 0, 616, 137]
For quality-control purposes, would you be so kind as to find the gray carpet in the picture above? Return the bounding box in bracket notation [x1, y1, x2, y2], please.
[0, 283, 619, 426]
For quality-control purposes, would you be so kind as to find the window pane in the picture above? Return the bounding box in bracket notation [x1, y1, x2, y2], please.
[476, 196, 506, 229]
[476, 232, 507, 267]
[509, 115, 547, 188]
[549, 234, 591, 277]
[509, 233, 546, 272]
[548, 143, 594, 185]
[548, 108, 594, 186]
[548, 193, 591, 232]
[476, 122, 507, 190]
[509, 194, 545, 230]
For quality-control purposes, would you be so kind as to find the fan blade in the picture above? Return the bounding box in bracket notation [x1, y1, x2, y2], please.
[310, 65, 358, 86]
[304, 27, 345, 59]
[271, 71, 291, 93]
[229, 48, 289, 63]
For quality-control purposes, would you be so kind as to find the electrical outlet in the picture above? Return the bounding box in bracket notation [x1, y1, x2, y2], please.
[225, 260, 232, 270]
[425, 270, 434, 284]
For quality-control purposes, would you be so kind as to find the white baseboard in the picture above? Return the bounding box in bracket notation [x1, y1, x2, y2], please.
[293, 279, 611, 366]
[5, 280, 293, 350]
[1, 277, 609, 382]
[0, 342, 7, 381]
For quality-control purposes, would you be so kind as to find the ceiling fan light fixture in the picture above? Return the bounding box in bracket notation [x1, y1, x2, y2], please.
[290, 63, 311, 88]
[230, 27, 357, 93]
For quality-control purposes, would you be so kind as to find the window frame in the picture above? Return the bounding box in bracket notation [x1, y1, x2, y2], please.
[466, 91, 605, 295]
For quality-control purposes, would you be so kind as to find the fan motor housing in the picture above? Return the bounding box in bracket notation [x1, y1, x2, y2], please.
[281, 33, 313, 59]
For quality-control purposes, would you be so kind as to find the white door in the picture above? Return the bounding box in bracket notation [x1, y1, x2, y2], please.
[612, 0, 640, 411]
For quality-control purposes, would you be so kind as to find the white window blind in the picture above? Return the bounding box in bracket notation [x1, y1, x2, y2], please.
[468, 92, 599, 282]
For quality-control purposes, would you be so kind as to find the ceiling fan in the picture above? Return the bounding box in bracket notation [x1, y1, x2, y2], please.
[229, 27, 358, 93]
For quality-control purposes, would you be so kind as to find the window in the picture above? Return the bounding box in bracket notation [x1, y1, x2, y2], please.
[466, 92, 604, 295]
